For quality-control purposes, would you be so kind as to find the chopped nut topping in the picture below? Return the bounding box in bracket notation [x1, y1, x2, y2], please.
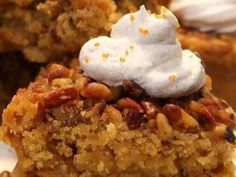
[47, 64, 70, 82]
[117, 98, 143, 112]
[123, 109, 143, 129]
[123, 80, 144, 98]
[81, 83, 113, 101]
[141, 101, 158, 119]
[156, 113, 173, 141]
[138, 28, 149, 36]
[44, 87, 79, 109]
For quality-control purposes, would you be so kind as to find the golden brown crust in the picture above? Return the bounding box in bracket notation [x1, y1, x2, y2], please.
[177, 28, 236, 108]
[1, 62, 235, 177]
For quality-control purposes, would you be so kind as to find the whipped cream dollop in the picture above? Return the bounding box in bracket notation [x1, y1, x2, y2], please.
[79, 6, 205, 98]
[169, 0, 236, 34]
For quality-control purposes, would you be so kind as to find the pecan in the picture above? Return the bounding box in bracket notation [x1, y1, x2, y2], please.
[104, 106, 123, 125]
[140, 101, 158, 119]
[47, 64, 70, 82]
[163, 104, 182, 125]
[163, 104, 199, 129]
[117, 98, 143, 112]
[123, 80, 144, 98]
[0, 171, 10, 177]
[75, 77, 90, 92]
[81, 83, 113, 101]
[189, 101, 215, 122]
[156, 113, 173, 141]
[51, 78, 73, 87]
[110, 86, 123, 101]
[123, 109, 143, 129]
[180, 109, 199, 129]
[189, 99, 236, 127]
[44, 86, 79, 108]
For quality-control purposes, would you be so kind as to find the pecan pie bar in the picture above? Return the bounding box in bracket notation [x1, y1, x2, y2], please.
[0, 63, 235, 177]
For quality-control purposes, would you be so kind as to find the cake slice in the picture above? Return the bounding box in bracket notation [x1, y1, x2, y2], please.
[1, 6, 235, 177]
[169, 0, 236, 108]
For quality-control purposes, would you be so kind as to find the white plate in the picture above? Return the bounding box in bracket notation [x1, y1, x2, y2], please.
[0, 141, 17, 173]
[0, 141, 235, 174]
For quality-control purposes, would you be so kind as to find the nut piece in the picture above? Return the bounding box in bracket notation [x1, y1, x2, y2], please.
[156, 113, 173, 141]
[163, 104, 182, 125]
[180, 109, 199, 129]
[163, 104, 199, 130]
[123, 109, 143, 129]
[47, 64, 70, 82]
[44, 86, 79, 108]
[75, 77, 90, 92]
[123, 80, 144, 97]
[140, 101, 158, 119]
[0, 171, 10, 177]
[110, 86, 123, 101]
[104, 106, 123, 125]
[117, 98, 143, 112]
[81, 83, 113, 101]
[207, 124, 227, 140]
[189, 99, 236, 127]
[51, 78, 73, 87]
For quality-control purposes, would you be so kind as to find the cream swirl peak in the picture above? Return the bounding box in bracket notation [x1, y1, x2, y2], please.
[170, 0, 236, 34]
[79, 6, 205, 98]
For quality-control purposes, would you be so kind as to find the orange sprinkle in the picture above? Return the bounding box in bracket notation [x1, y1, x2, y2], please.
[130, 14, 135, 22]
[94, 42, 100, 47]
[168, 75, 177, 81]
[189, 55, 194, 59]
[138, 28, 149, 36]
[102, 53, 109, 59]
[120, 57, 126, 62]
[83, 58, 90, 64]
[155, 14, 161, 19]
